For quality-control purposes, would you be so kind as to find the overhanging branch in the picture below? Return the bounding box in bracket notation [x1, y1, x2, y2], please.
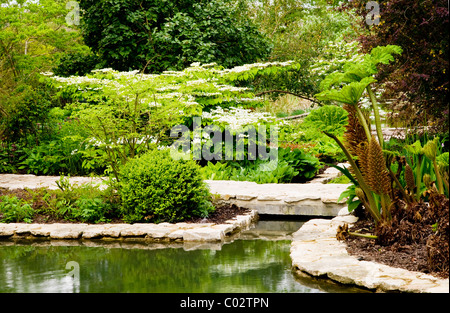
[255, 89, 322, 105]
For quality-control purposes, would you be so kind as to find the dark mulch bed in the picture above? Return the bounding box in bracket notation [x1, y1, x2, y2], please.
[187, 203, 250, 224]
[0, 187, 250, 225]
[345, 218, 433, 275]
[343, 192, 449, 279]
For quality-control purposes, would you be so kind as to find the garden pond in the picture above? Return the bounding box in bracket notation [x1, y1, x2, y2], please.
[0, 218, 368, 293]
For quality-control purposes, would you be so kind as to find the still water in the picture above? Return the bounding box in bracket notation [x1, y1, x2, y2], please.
[0, 220, 366, 293]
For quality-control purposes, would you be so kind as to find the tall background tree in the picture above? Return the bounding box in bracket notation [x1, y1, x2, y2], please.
[75, 0, 272, 73]
[0, 0, 89, 144]
[345, 0, 449, 133]
[234, 0, 361, 102]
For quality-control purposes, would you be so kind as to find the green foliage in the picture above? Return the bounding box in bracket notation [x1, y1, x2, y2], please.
[201, 162, 233, 181]
[11, 110, 106, 176]
[303, 105, 348, 135]
[53, 52, 101, 77]
[400, 137, 449, 198]
[200, 147, 321, 184]
[200, 159, 298, 184]
[78, 0, 271, 73]
[233, 161, 298, 184]
[0, 80, 54, 144]
[0, 195, 34, 223]
[315, 45, 405, 223]
[436, 152, 449, 171]
[279, 120, 347, 163]
[119, 149, 214, 223]
[71, 198, 110, 224]
[11, 176, 114, 224]
[338, 184, 362, 213]
[0, 0, 88, 144]
[318, 77, 376, 105]
[0, 142, 23, 173]
[236, 0, 360, 100]
[328, 174, 351, 184]
[18, 139, 83, 175]
[278, 147, 322, 181]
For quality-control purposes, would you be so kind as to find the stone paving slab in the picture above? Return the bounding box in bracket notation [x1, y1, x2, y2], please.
[0, 174, 105, 190]
[290, 210, 450, 293]
[205, 180, 350, 216]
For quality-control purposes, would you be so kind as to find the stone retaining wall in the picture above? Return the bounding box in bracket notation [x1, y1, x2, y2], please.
[290, 210, 449, 293]
[0, 210, 258, 243]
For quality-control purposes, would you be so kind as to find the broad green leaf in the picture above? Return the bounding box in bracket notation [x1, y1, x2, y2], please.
[368, 45, 403, 66]
[405, 140, 423, 155]
[348, 199, 362, 212]
[315, 77, 376, 105]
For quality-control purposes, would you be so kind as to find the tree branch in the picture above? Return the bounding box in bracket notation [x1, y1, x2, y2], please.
[255, 89, 321, 105]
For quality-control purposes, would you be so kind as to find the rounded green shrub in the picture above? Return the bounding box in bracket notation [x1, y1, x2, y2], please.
[119, 149, 214, 223]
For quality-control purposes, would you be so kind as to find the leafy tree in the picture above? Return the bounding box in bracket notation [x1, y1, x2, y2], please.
[78, 0, 272, 73]
[235, 0, 361, 102]
[344, 0, 449, 132]
[0, 0, 89, 144]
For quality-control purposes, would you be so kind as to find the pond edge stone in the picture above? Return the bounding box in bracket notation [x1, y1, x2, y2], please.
[290, 209, 450, 293]
[0, 210, 258, 243]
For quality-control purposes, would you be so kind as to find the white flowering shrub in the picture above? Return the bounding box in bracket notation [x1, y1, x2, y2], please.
[309, 39, 364, 82]
[44, 61, 298, 178]
[201, 106, 277, 133]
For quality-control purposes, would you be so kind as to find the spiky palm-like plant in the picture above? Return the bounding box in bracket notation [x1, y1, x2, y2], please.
[316, 45, 403, 223]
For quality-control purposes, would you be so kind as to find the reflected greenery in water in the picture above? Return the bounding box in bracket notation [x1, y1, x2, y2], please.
[0, 240, 319, 293]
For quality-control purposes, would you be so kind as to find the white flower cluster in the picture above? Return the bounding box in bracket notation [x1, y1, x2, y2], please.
[51, 75, 105, 86]
[213, 84, 249, 92]
[161, 70, 187, 77]
[235, 97, 263, 103]
[186, 78, 209, 86]
[202, 106, 276, 132]
[191, 92, 222, 97]
[183, 95, 199, 106]
[310, 40, 364, 77]
[91, 68, 115, 73]
[220, 61, 294, 75]
[155, 92, 183, 99]
[46, 60, 296, 123]
[157, 85, 181, 92]
[87, 135, 157, 148]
